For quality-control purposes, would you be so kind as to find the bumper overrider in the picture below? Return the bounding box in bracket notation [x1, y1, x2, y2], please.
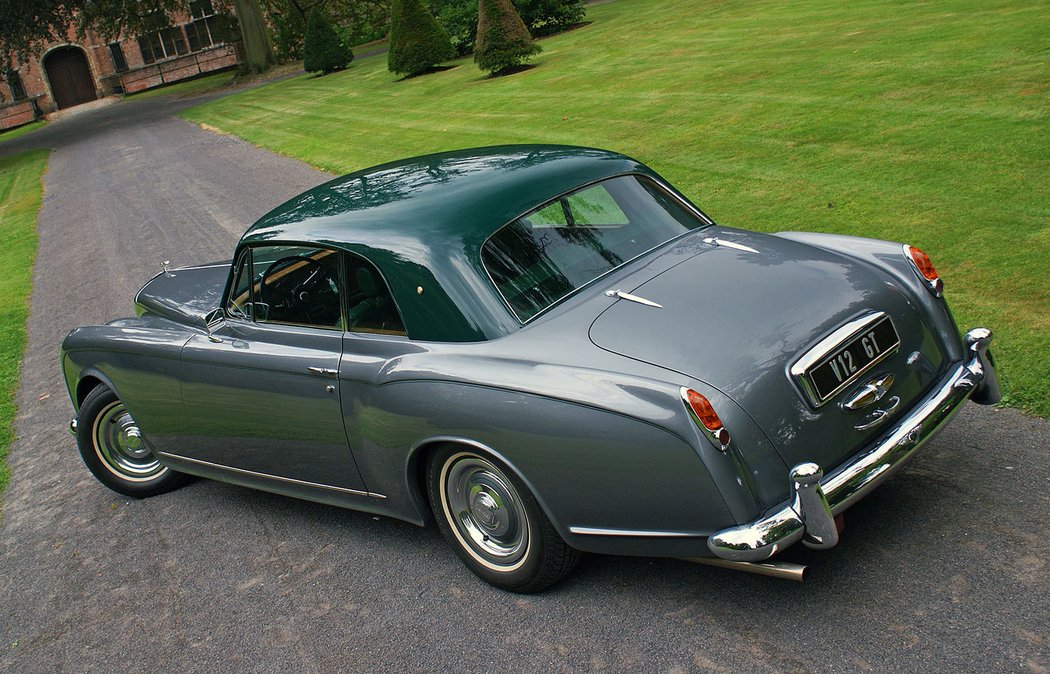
[708, 328, 1000, 562]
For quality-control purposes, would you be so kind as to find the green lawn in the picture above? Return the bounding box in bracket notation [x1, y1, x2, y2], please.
[0, 120, 46, 143]
[127, 69, 237, 100]
[182, 0, 1049, 416]
[0, 150, 48, 498]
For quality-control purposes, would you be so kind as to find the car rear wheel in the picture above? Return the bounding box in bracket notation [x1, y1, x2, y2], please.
[76, 384, 191, 498]
[427, 446, 581, 593]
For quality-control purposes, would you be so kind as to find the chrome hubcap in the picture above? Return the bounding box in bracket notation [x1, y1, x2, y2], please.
[443, 455, 529, 569]
[93, 401, 165, 481]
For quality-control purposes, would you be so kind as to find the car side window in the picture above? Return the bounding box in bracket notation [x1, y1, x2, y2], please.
[344, 254, 406, 336]
[250, 245, 344, 329]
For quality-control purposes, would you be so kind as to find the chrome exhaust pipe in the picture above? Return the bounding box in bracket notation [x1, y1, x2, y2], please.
[682, 557, 808, 582]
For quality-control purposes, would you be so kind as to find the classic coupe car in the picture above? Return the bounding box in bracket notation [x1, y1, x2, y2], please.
[63, 146, 999, 591]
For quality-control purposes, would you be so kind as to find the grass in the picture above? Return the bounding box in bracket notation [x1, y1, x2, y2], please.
[0, 150, 48, 498]
[127, 69, 237, 100]
[0, 120, 46, 143]
[181, 0, 1050, 416]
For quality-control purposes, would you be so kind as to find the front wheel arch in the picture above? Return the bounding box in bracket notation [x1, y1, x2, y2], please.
[74, 382, 191, 498]
[76, 374, 106, 409]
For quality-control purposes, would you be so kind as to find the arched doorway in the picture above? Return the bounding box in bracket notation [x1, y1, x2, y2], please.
[44, 46, 97, 109]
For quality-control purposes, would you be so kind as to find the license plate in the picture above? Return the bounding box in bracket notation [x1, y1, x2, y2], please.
[807, 317, 900, 402]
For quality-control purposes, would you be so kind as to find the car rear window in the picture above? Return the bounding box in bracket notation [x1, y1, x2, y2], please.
[481, 175, 706, 322]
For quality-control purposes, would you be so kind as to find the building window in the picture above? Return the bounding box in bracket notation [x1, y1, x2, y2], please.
[189, 0, 215, 19]
[138, 35, 157, 64]
[6, 70, 27, 101]
[108, 43, 129, 72]
[160, 26, 189, 56]
[136, 1, 225, 65]
[184, 23, 203, 53]
[189, 0, 225, 49]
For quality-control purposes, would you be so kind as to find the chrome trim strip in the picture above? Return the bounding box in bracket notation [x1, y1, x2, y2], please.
[702, 237, 759, 254]
[709, 328, 996, 562]
[568, 526, 700, 538]
[789, 311, 900, 407]
[604, 289, 664, 308]
[156, 452, 387, 499]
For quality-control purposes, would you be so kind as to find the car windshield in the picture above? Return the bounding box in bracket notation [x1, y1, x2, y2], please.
[481, 175, 707, 321]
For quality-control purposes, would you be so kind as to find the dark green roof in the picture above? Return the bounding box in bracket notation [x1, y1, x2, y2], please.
[241, 145, 654, 341]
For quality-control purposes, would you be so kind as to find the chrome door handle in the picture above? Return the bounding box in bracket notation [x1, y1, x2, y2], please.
[853, 396, 901, 431]
[307, 367, 339, 377]
[842, 374, 895, 411]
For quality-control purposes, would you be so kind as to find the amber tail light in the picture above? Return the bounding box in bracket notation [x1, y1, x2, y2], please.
[681, 387, 731, 450]
[904, 244, 944, 297]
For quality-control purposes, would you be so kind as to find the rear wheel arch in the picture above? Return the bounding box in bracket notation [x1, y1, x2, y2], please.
[406, 436, 568, 537]
[415, 438, 581, 592]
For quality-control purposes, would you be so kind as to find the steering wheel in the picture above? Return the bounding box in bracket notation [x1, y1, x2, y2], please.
[262, 256, 331, 296]
[259, 256, 335, 322]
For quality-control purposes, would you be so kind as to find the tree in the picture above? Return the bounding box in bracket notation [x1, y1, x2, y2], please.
[431, 0, 584, 56]
[475, 0, 539, 76]
[261, 0, 388, 63]
[232, 0, 277, 72]
[387, 0, 456, 78]
[303, 7, 353, 74]
[431, 0, 478, 56]
[0, 0, 275, 73]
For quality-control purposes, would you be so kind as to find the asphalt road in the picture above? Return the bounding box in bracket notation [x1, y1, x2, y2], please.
[0, 94, 1047, 673]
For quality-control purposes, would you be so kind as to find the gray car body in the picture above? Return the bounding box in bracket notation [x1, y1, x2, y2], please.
[61, 145, 972, 559]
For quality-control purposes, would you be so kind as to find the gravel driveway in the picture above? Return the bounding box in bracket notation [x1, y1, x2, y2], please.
[0, 95, 1047, 673]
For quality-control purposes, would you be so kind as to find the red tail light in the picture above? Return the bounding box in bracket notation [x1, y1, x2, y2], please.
[681, 388, 731, 450]
[683, 389, 722, 429]
[904, 244, 944, 296]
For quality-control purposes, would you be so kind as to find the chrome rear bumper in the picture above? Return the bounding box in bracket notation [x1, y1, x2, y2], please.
[708, 328, 999, 562]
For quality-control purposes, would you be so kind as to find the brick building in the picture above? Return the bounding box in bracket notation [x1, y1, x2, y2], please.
[1, 0, 241, 131]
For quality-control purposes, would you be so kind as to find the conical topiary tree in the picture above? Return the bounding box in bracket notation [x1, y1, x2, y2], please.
[388, 0, 457, 77]
[303, 7, 353, 75]
[475, 0, 540, 76]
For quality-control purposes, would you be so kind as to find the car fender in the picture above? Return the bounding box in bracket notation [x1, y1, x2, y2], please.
[62, 322, 194, 453]
[349, 378, 738, 554]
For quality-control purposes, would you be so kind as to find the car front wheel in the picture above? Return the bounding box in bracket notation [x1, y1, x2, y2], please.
[427, 447, 581, 593]
[76, 384, 190, 498]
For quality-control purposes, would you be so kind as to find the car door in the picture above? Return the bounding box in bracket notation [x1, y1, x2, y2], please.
[333, 254, 416, 494]
[176, 244, 368, 492]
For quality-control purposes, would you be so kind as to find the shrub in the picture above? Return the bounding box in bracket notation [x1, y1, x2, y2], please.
[303, 7, 354, 75]
[515, 0, 586, 36]
[388, 0, 457, 77]
[475, 0, 540, 76]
